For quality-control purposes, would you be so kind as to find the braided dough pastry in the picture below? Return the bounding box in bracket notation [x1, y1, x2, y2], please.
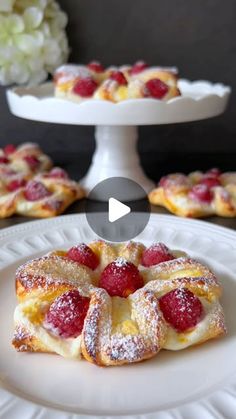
[12, 240, 226, 366]
[54, 61, 180, 103]
[149, 169, 236, 217]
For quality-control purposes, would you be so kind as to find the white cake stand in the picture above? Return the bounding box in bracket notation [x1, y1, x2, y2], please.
[6, 80, 231, 200]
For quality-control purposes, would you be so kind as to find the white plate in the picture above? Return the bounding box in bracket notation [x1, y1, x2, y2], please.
[0, 213, 236, 419]
[6, 80, 231, 125]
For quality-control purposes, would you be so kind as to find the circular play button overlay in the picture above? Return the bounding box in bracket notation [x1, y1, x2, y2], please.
[85, 177, 150, 242]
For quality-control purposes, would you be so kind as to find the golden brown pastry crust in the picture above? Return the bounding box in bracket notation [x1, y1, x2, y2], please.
[149, 171, 236, 218]
[0, 188, 20, 217]
[12, 325, 53, 353]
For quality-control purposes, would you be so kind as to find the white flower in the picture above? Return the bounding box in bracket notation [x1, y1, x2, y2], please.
[0, 0, 69, 85]
[0, 0, 14, 13]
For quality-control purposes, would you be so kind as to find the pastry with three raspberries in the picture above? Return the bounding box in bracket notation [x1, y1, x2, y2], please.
[12, 240, 226, 366]
[149, 168, 236, 217]
[54, 60, 180, 103]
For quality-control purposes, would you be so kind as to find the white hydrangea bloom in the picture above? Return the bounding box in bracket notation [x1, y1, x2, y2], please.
[0, 0, 69, 85]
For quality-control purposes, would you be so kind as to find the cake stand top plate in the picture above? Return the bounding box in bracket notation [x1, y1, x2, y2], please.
[6, 79, 231, 126]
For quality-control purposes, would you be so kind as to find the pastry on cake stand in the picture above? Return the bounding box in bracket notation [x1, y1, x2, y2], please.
[6, 79, 231, 200]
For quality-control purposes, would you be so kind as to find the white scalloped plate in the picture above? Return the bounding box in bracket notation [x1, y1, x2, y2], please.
[6, 80, 231, 125]
[1, 213, 236, 419]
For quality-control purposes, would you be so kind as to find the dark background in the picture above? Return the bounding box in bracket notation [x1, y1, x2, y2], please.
[0, 0, 236, 181]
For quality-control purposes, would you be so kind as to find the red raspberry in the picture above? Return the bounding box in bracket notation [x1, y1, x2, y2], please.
[4, 144, 16, 155]
[189, 184, 213, 203]
[24, 181, 51, 201]
[199, 176, 221, 188]
[144, 78, 169, 99]
[99, 258, 144, 297]
[159, 288, 203, 332]
[44, 290, 90, 338]
[24, 155, 40, 170]
[0, 156, 9, 164]
[7, 178, 26, 192]
[87, 61, 104, 73]
[110, 71, 127, 85]
[206, 168, 221, 177]
[141, 243, 175, 267]
[49, 167, 69, 179]
[73, 77, 98, 97]
[159, 175, 169, 187]
[67, 243, 99, 270]
[131, 61, 149, 75]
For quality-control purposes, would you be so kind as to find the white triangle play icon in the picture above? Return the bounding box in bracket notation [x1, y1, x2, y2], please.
[108, 197, 131, 223]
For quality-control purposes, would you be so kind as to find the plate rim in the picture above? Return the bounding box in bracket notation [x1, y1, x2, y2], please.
[0, 212, 236, 242]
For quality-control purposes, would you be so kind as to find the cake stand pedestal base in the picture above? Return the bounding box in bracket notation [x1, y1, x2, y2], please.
[80, 125, 155, 200]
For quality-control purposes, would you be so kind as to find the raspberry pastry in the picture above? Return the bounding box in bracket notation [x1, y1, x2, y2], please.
[15, 168, 85, 218]
[94, 67, 180, 102]
[149, 169, 236, 217]
[54, 64, 93, 98]
[141, 253, 225, 349]
[129, 67, 180, 100]
[0, 142, 52, 176]
[54, 61, 181, 103]
[12, 241, 226, 366]
[54, 61, 108, 100]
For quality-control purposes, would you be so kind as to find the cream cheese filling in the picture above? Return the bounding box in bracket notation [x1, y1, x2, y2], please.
[163, 298, 222, 350]
[14, 302, 82, 359]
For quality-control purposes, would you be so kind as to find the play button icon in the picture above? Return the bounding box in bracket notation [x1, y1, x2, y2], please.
[85, 177, 150, 242]
[108, 198, 130, 222]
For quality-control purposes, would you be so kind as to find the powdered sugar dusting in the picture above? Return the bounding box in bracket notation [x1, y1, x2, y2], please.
[176, 288, 195, 313]
[159, 174, 190, 189]
[142, 257, 220, 289]
[108, 334, 147, 362]
[83, 289, 109, 362]
[103, 290, 166, 363]
[148, 242, 170, 253]
[16, 254, 94, 293]
[55, 64, 92, 83]
[113, 257, 129, 268]
[144, 275, 221, 300]
[12, 325, 33, 352]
